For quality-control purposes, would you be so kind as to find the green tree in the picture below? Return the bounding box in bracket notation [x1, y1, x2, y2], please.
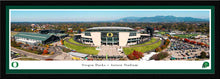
[200, 51, 207, 59]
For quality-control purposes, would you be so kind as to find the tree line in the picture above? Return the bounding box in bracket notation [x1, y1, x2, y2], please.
[11, 22, 209, 34]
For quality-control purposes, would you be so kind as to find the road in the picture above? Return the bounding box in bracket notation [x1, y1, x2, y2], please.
[11, 46, 70, 60]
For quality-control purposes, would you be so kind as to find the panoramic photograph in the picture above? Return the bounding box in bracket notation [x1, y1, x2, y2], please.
[10, 10, 210, 61]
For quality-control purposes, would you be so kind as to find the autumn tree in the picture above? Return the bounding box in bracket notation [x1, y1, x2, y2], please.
[127, 54, 135, 60]
[14, 29, 17, 31]
[190, 41, 196, 44]
[60, 39, 64, 45]
[151, 54, 159, 60]
[200, 42, 205, 46]
[50, 52, 54, 55]
[151, 52, 169, 60]
[11, 40, 19, 47]
[205, 44, 209, 48]
[184, 38, 190, 43]
[127, 50, 144, 60]
[197, 42, 201, 45]
[161, 45, 167, 49]
[28, 47, 32, 50]
[17, 28, 22, 32]
[25, 44, 29, 47]
[155, 47, 162, 52]
[43, 50, 48, 55]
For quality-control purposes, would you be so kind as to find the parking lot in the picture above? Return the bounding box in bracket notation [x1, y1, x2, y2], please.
[165, 39, 209, 60]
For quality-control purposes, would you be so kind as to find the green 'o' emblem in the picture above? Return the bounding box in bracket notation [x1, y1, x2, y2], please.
[11, 62, 19, 68]
[202, 62, 209, 68]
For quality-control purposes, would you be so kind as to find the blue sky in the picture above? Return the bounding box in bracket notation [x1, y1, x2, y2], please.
[11, 10, 210, 22]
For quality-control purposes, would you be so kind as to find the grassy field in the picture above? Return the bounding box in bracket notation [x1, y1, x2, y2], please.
[131, 38, 157, 46]
[64, 41, 99, 55]
[174, 34, 198, 38]
[157, 32, 169, 35]
[123, 40, 161, 55]
[68, 38, 88, 45]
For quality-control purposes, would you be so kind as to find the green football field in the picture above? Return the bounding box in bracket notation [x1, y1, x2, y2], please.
[64, 40, 99, 55]
[123, 40, 161, 55]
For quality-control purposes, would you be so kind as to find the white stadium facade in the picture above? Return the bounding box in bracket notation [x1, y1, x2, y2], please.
[74, 26, 150, 46]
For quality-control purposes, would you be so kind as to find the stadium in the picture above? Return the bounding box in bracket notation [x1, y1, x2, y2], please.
[74, 26, 152, 46]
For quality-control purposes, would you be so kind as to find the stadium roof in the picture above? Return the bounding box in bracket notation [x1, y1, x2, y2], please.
[86, 26, 134, 31]
[14, 32, 52, 41]
[48, 33, 68, 36]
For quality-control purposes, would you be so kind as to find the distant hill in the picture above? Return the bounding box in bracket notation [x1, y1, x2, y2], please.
[11, 15, 209, 23]
[115, 16, 209, 22]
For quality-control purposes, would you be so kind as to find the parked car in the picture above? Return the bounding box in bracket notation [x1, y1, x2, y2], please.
[186, 53, 190, 56]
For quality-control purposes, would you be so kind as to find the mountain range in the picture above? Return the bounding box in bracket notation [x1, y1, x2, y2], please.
[12, 16, 209, 23]
[113, 16, 209, 22]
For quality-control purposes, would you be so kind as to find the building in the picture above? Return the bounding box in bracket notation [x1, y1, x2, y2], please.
[14, 32, 59, 45]
[39, 29, 68, 38]
[39, 30, 65, 34]
[68, 28, 72, 30]
[74, 26, 150, 46]
[47, 33, 69, 39]
[169, 32, 176, 35]
[136, 29, 146, 33]
[154, 30, 159, 33]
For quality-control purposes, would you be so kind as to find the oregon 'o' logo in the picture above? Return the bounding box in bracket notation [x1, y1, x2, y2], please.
[11, 62, 19, 68]
[202, 61, 209, 68]
[106, 32, 113, 37]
